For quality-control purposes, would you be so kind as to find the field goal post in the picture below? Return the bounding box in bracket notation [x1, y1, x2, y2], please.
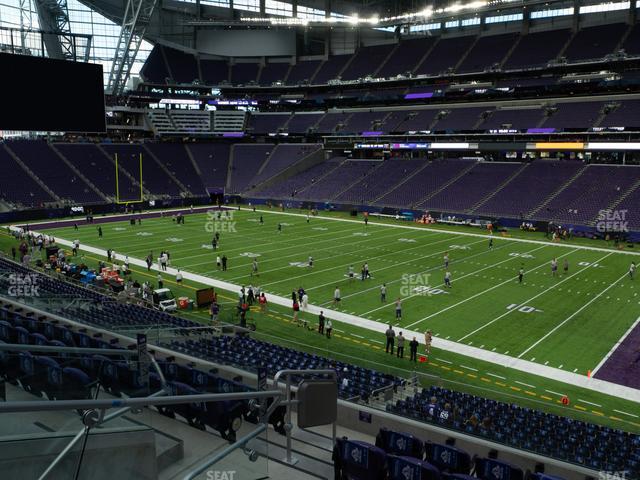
[115, 152, 144, 205]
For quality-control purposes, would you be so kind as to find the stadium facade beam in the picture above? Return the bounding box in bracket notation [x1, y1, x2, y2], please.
[19, 0, 33, 52]
[106, 0, 159, 95]
[34, 0, 76, 60]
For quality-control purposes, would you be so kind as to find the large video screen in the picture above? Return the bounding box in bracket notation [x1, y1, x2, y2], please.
[0, 53, 106, 132]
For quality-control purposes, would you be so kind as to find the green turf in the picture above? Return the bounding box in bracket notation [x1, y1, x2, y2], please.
[2, 207, 640, 433]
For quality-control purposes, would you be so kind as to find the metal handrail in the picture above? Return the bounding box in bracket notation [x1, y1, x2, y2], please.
[0, 342, 137, 357]
[0, 390, 284, 414]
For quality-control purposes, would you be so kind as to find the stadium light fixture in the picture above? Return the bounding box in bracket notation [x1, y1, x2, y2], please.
[238, 0, 505, 28]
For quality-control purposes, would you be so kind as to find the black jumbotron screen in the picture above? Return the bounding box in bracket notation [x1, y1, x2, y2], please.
[0, 53, 106, 133]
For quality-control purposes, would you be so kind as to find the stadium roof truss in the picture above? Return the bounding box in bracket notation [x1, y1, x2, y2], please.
[105, 0, 158, 95]
[33, 0, 81, 59]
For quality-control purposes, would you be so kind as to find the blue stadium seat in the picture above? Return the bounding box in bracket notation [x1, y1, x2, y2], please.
[388, 455, 441, 480]
[376, 427, 425, 459]
[474, 458, 524, 480]
[333, 438, 387, 480]
[424, 442, 471, 474]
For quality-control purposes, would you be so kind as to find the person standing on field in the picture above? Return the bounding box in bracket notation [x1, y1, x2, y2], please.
[318, 311, 325, 335]
[409, 337, 419, 362]
[397, 331, 405, 359]
[385, 324, 395, 355]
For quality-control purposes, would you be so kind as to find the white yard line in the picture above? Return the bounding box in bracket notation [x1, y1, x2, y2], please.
[225, 226, 417, 279]
[578, 399, 602, 407]
[517, 268, 626, 359]
[185, 222, 364, 268]
[250, 228, 450, 282]
[404, 244, 556, 328]
[257, 233, 439, 287]
[325, 237, 494, 301]
[545, 389, 565, 397]
[515, 381, 536, 388]
[613, 409, 639, 418]
[435, 358, 453, 364]
[460, 365, 479, 372]
[591, 315, 640, 376]
[309, 235, 479, 295]
[456, 250, 607, 343]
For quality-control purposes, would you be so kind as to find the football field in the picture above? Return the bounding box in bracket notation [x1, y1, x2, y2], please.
[44, 207, 640, 372]
[17, 206, 640, 431]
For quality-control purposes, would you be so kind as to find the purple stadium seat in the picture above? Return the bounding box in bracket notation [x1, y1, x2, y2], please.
[432, 107, 489, 131]
[313, 55, 352, 83]
[248, 143, 321, 188]
[504, 30, 572, 69]
[415, 36, 476, 76]
[54, 143, 122, 200]
[456, 33, 519, 73]
[478, 108, 546, 130]
[248, 113, 291, 134]
[376, 159, 474, 208]
[386, 110, 437, 132]
[340, 44, 396, 80]
[541, 102, 605, 130]
[476, 160, 582, 217]
[378, 37, 437, 77]
[252, 160, 341, 198]
[185, 143, 231, 191]
[0, 143, 54, 207]
[336, 159, 425, 204]
[286, 59, 322, 85]
[230, 63, 260, 84]
[144, 143, 207, 196]
[7, 141, 101, 204]
[228, 144, 274, 193]
[316, 111, 352, 134]
[536, 165, 640, 224]
[562, 23, 627, 62]
[259, 61, 290, 85]
[420, 162, 521, 212]
[599, 99, 640, 128]
[101, 144, 183, 197]
[286, 112, 324, 134]
[296, 159, 379, 201]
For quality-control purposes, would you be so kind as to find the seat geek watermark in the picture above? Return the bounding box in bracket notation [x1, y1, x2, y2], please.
[7, 273, 40, 297]
[400, 273, 435, 297]
[205, 210, 237, 233]
[596, 209, 628, 233]
[206, 470, 236, 480]
[599, 471, 629, 480]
